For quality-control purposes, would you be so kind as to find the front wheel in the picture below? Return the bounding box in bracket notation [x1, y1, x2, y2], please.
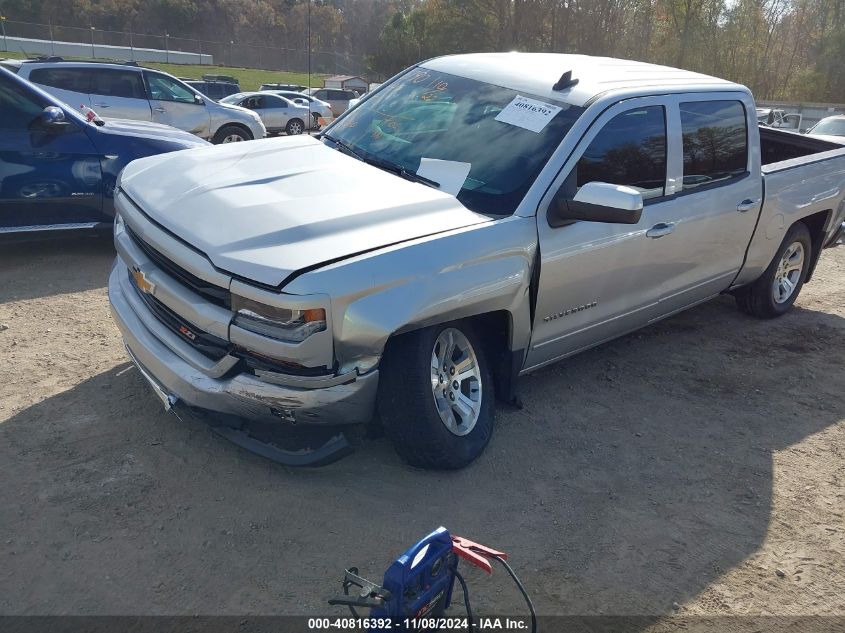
[212, 125, 253, 144]
[735, 222, 812, 318]
[286, 118, 304, 135]
[377, 322, 495, 469]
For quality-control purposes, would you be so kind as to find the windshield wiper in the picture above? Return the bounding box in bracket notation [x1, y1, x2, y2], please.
[322, 134, 440, 189]
[322, 133, 363, 160]
[362, 155, 440, 189]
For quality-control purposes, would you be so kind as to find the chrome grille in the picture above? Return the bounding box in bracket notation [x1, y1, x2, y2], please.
[126, 225, 230, 308]
[128, 270, 231, 361]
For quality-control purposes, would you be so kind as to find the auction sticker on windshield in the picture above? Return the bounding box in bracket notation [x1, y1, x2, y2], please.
[495, 95, 562, 133]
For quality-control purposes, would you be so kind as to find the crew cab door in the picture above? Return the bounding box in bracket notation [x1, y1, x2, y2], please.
[0, 74, 104, 231]
[144, 71, 210, 139]
[525, 97, 676, 369]
[645, 94, 762, 317]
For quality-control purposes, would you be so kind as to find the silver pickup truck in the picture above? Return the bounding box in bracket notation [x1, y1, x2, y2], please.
[108, 53, 845, 469]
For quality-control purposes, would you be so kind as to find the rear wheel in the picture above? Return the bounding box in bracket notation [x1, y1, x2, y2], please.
[735, 222, 812, 318]
[212, 125, 252, 144]
[378, 322, 495, 469]
[286, 118, 305, 135]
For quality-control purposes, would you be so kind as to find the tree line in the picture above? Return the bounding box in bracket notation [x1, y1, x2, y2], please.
[2, 0, 843, 101]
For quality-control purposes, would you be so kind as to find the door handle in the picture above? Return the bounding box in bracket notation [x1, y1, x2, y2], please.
[646, 222, 675, 239]
[154, 106, 166, 113]
[93, 103, 110, 108]
[737, 198, 760, 212]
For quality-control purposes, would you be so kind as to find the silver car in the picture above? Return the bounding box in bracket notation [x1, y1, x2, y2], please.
[0, 58, 266, 143]
[260, 90, 333, 125]
[221, 92, 313, 135]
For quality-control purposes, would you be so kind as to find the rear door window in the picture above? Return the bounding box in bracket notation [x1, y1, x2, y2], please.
[680, 100, 748, 190]
[29, 68, 90, 94]
[265, 95, 288, 109]
[89, 69, 146, 99]
[573, 105, 667, 200]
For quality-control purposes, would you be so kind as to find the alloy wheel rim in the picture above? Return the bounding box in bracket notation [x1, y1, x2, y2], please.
[222, 134, 244, 143]
[290, 122, 302, 134]
[772, 241, 804, 304]
[429, 328, 482, 436]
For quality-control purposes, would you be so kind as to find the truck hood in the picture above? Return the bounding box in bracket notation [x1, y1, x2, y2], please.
[119, 136, 489, 287]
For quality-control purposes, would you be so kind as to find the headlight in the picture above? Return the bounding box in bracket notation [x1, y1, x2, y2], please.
[232, 294, 326, 343]
[114, 211, 125, 237]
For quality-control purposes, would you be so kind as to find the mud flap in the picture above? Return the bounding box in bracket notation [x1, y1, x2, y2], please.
[176, 405, 354, 467]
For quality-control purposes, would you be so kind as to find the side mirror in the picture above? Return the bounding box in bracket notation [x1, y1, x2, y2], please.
[549, 182, 643, 227]
[194, 94, 204, 105]
[39, 106, 69, 127]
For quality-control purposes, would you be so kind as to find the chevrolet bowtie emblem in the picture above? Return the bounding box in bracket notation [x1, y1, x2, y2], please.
[132, 267, 156, 295]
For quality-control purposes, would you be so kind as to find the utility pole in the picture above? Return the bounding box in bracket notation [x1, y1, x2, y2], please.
[165, 33, 170, 63]
[307, 0, 313, 126]
[90, 26, 96, 59]
[1, 17, 7, 54]
[307, 0, 312, 87]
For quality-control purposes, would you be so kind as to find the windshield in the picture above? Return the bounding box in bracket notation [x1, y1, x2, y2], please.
[220, 93, 245, 104]
[323, 68, 585, 215]
[809, 118, 845, 137]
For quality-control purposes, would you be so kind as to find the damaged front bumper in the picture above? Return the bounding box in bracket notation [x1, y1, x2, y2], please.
[108, 259, 379, 465]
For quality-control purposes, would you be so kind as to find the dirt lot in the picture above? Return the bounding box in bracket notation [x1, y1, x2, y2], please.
[1, 235, 843, 626]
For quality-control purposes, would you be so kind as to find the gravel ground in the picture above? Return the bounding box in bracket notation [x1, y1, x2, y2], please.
[1, 235, 843, 627]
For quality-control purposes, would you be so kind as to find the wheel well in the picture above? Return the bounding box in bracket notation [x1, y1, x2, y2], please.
[383, 311, 520, 405]
[797, 210, 830, 282]
[215, 122, 252, 140]
[459, 311, 519, 405]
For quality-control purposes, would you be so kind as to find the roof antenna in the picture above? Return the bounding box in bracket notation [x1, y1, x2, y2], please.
[553, 70, 579, 91]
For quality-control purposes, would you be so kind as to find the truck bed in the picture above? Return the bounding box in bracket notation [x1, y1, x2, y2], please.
[760, 127, 843, 168]
[735, 128, 845, 287]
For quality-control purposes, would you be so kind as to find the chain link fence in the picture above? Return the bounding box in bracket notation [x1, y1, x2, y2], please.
[0, 18, 364, 75]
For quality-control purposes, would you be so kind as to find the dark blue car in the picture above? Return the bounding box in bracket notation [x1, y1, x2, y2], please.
[0, 66, 207, 234]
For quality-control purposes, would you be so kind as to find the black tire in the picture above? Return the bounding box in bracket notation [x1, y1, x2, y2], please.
[734, 222, 812, 318]
[286, 118, 305, 135]
[377, 322, 495, 470]
[212, 125, 253, 144]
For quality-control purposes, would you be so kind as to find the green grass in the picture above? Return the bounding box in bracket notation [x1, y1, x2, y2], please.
[1, 50, 325, 90]
[144, 62, 323, 91]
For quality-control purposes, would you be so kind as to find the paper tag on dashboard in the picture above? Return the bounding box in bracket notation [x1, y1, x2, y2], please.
[495, 95, 562, 133]
[417, 158, 472, 196]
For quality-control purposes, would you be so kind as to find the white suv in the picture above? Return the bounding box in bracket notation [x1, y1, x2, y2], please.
[1, 58, 266, 143]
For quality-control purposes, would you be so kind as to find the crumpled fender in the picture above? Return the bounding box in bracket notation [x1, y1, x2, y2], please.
[284, 215, 538, 374]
